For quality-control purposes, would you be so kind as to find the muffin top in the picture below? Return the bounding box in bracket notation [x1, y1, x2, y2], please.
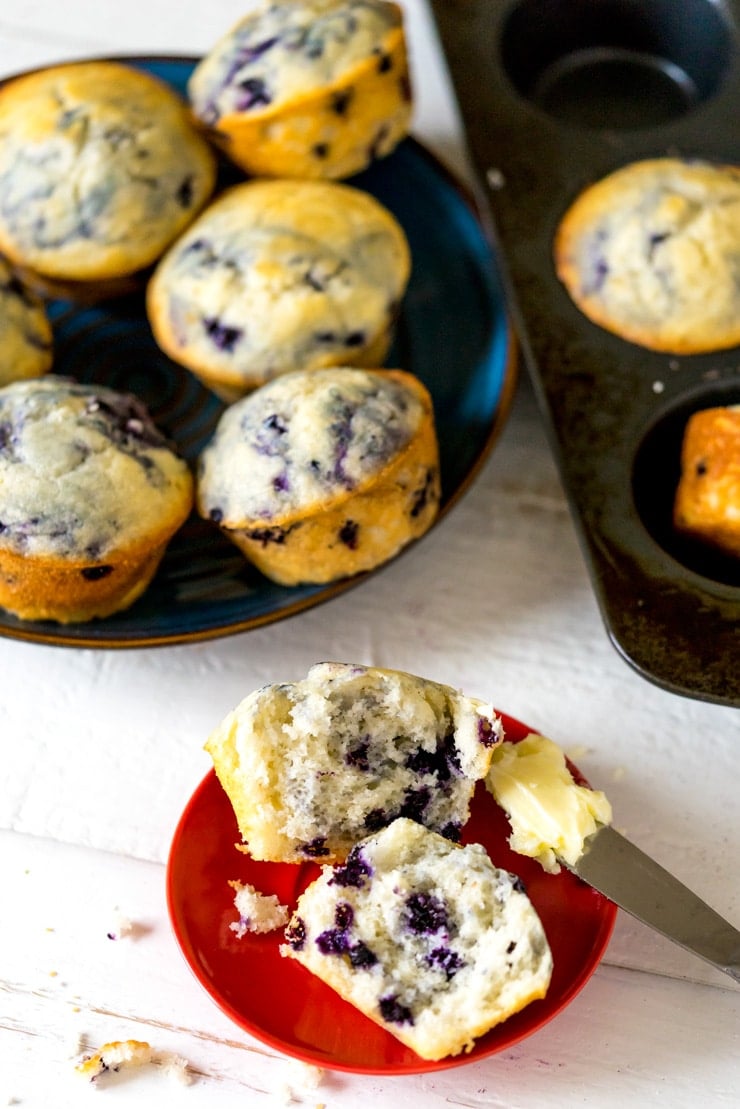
[0, 376, 193, 560]
[189, 0, 404, 126]
[197, 367, 429, 526]
[0, 257, 53, 385]
[0, 61, 216, 281]
[147, 179, 410, 390]
[554, 158, 740, 354]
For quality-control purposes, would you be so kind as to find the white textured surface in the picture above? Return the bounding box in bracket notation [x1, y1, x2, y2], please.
[3, 830, 740, 1108]
[1, 2, 739, 1106]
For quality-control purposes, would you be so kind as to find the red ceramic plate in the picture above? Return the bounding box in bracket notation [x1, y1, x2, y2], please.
[166, 713, 617, 1074]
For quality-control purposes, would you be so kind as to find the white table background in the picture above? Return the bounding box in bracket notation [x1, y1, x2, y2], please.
[1, 2, 738, 1106]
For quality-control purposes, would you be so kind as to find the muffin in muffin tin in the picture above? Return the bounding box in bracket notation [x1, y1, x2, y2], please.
[554, 157, 740, 355]
[0, 376, 193, 623]
[147, 177, 411, 400]
[188, 0, 413, 180]
[673, 404, 740, 559]
[0, 60, 217, 289]
[196, 366, 440, 585]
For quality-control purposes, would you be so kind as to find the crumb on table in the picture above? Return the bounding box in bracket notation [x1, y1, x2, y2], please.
[75, 1040, 192, 1085]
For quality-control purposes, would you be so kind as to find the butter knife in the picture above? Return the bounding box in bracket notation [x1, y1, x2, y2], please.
[567, 825, 740, 984]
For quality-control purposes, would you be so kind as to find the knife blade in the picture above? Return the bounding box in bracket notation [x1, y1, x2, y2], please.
[567, 825, 740, 984]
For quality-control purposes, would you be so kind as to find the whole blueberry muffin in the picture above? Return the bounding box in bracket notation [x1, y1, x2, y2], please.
[554, 158, 740, 354]
[196, 367, 440, 585]
[147, 179, 410, 400]
[673, 404, 740, 558]
[0, 376, 193, 623]
[205, 662, 503, 863]
[188, 0, 412, 180]
[0, 257, 53, 385]
[0, 61, 216, 287]
[280, 817, 553, 1060]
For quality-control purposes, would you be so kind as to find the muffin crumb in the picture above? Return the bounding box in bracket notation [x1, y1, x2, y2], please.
[229, 881, 290, 936]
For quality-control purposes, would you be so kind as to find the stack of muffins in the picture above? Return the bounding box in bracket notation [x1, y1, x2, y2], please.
[0, 0, 443, 623]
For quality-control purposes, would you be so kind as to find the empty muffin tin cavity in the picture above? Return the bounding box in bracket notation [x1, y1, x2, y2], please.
[632, 384, 740, 588]
[431, 0, 740, 706]
[500, 0, 733, 129]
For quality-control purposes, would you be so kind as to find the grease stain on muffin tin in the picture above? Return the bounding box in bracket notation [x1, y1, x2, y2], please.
[431, 0, 740, 706]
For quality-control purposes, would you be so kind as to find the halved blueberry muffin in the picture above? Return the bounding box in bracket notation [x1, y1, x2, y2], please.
[204, 661, 502, 863]
[281, 817, 553, 1060]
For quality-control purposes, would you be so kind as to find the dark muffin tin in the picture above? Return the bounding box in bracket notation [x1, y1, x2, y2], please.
[430, 0, 740, 707]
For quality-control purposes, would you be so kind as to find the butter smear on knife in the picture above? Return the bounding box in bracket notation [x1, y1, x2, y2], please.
[486, 734, 612, 873]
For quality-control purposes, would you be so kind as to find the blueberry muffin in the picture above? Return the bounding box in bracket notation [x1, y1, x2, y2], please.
[205, 662, 503, 863]
[554, 158, 740, 354]
[0, 376, 193, 623]
[0, 61, 216, 288]
[0, 257, 53, 385]
[146, 178, 411, 400]
[673, 404, 740, 558]
[196, 367, 439, 585]
[281, 817, 553, 1060]
[188, 0, 412, 180]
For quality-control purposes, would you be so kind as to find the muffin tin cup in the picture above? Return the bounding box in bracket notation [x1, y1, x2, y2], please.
[430, 0, 740, 706]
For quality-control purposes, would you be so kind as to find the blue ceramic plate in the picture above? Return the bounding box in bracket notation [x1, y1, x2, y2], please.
[0, 57, 516, 648]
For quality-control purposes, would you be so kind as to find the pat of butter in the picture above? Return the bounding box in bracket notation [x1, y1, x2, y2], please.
[487, 734, 612, 873]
